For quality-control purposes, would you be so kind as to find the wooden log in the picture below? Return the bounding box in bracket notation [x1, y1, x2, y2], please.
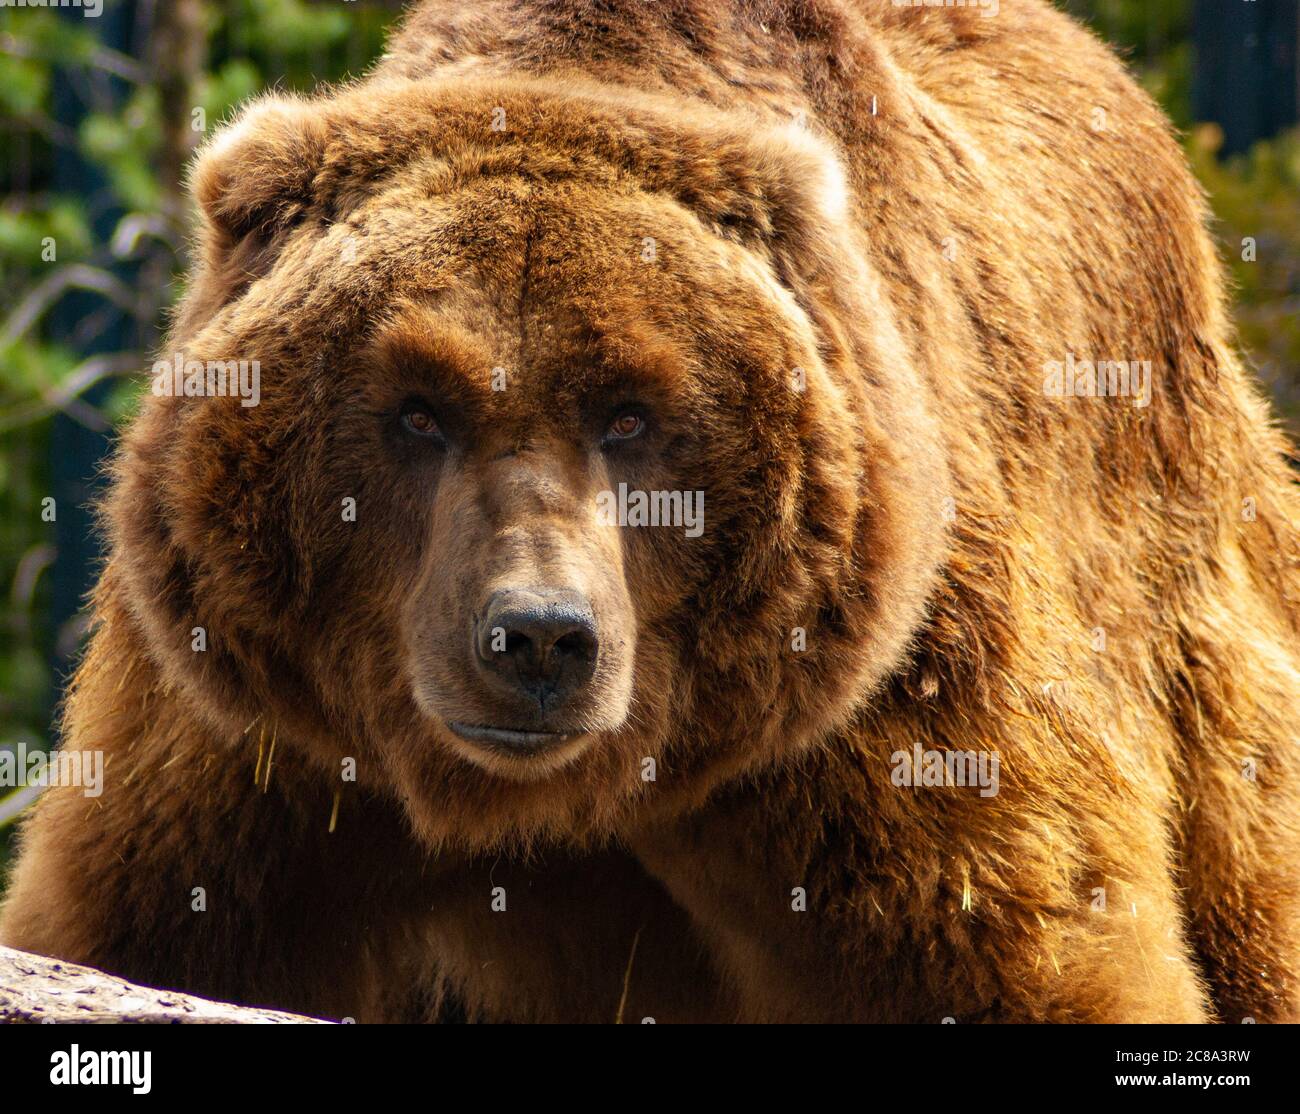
[0, 945, 331, 1024]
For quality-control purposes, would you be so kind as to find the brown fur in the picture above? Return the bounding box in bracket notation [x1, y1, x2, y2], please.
[4, 0, 1300, 1022]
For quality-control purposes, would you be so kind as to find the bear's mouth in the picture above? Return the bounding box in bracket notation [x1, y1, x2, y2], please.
[448, 722, 579, 755]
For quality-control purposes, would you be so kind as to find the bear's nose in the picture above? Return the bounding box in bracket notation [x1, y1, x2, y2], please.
[474, 588, 598, 708]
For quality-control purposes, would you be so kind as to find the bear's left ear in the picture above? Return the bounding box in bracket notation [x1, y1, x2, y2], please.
[189, 93, 332, 245]
[641, 117, 853, 292]
[739, 124, 852, 290]
[726, 122, 849, 243]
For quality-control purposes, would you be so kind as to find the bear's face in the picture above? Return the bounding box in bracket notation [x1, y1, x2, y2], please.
[108, 82, 948, 848]
[369, 186, 804, 784]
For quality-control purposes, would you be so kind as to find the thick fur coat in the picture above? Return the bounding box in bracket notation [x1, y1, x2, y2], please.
[3, 0, 1299, 1023]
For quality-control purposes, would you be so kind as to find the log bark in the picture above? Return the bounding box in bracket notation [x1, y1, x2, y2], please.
[0, 946, 331, 1024]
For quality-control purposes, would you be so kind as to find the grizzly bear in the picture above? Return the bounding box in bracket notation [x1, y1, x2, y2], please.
[3, 0, 1299, 1024]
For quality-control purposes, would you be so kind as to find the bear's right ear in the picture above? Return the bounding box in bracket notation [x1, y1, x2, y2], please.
[189, 94, 331, 244]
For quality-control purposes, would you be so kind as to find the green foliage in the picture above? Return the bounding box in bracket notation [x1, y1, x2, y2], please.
[80, 88, 165, 212]
[232, 0, 352, 54]
[0, 54, 50, 118]
[197, 59, 263, 127]
[0, 202, 93, 277]
[1187, 125, 1300, 422]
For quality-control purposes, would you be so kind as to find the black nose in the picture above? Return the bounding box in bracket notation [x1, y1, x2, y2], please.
[474, 588, 598, 708]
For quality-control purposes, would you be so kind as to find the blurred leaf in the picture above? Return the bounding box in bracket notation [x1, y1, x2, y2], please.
[0, 55, 50, 118]
[10, 11, 101, 67]
[237, 0, 351, 53]
[0, 202, 94, 267]
[198, 59, 264, 130]
[79, 88, 164, 211]
[0, 339, 80, 398]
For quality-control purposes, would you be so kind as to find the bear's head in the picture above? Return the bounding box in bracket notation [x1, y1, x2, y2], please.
[107, 78, 948, 850]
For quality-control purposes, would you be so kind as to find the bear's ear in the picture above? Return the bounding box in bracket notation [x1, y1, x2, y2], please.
[189, 94, 332, 243]
[736, 124, 851, 288]
[722, 123, 849, 243]
[648, 119, 852, 291]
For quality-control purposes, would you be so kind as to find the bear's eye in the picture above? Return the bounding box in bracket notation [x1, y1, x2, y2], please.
[401, 404, 442, 440]
[604, 412, 646, 444]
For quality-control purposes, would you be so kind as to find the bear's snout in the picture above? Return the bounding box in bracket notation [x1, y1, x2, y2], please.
[472, 587, 599, 715]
